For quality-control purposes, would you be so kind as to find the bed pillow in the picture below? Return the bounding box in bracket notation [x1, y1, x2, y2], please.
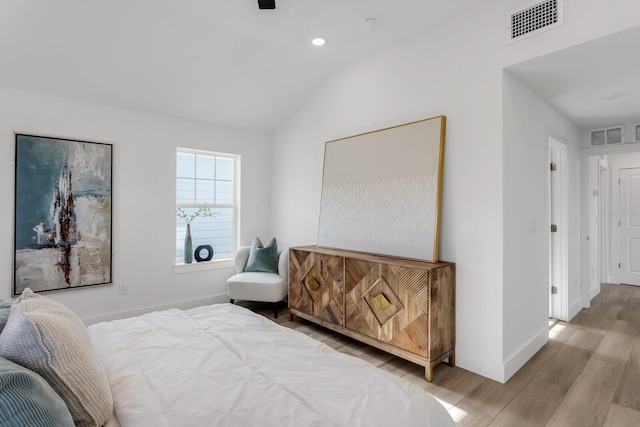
[0, 356, 74, 427]
[244, 237, 278, 273]
[0, 300, 11, 333]
[0, 288, 113, 427]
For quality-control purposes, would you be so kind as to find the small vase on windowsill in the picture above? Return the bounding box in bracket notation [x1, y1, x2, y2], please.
[184, 223, 193, 264]
[177, 204, 219, 264]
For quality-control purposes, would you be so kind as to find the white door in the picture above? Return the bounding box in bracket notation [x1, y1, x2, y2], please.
[549, 138, 567, 320]
[619, 168, 640, 286]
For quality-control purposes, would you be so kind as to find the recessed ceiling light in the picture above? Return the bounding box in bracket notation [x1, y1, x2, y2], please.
[311, 38, 326, 46]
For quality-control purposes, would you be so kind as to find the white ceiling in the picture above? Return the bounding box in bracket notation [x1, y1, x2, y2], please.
[0, 0, 482, 133]
[2, 1, 638, 134]
[506, 25, 640, 132]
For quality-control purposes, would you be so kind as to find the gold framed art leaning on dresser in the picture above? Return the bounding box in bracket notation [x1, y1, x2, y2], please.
[288, 245, 455, 382]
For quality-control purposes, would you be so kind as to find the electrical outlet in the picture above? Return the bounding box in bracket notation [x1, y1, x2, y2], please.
[118, 281, 128, 295]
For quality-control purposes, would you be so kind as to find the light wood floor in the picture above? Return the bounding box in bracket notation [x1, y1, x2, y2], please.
[241, 283, 640, 426]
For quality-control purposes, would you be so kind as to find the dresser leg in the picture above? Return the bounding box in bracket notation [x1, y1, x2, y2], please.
[288, 310, 293, 321]
[448, 351, 456, 367]
[425, 364, 434, 382]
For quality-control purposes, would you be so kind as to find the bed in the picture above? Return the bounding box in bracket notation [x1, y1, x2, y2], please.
[0, 289, 453, 427]
[88, 303, 453, 426]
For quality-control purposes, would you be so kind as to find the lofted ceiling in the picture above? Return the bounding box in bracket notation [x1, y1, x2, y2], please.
[506, 25, 640, 133]
[0, 0, 482, 133]
[1, 1, 638, 135]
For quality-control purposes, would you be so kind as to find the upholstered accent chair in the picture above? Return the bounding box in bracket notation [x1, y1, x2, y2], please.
[227, 246, 289, 318]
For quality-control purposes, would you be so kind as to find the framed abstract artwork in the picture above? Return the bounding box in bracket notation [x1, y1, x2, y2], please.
[13, 134, 113, 295]
[317, 116, 446, 262]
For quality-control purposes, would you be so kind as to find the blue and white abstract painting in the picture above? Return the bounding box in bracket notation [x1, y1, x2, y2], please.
[14, 134, 112, 294]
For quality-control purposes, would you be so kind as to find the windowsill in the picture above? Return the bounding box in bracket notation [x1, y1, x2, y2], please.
[174, 257, 234, 274]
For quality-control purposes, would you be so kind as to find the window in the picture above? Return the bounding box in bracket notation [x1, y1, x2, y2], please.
[176, 148, 239, 263]
[589, 125, 624, 147]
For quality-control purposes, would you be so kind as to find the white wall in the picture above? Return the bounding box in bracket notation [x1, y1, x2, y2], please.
[502, 72, 582, 378]
[587, 156, 603, 294]
[0, 86, 271, 323]
[271, 2, 507, 381]
[270, 0, 640, 382]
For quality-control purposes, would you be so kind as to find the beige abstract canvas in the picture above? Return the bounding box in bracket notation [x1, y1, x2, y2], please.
[318, 116, 445, 261]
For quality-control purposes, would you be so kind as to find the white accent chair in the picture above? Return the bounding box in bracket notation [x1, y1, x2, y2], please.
[226, 246, 289, 318]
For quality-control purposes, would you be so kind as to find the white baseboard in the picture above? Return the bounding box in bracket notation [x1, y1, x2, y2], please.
[503, 326, 548, 382]
[82, 292, 230, 325]
[457, 326, 548, 384]
[590, 283, 601, 300]
[455, 348, 507, 383]
[569, 298, 583, 320]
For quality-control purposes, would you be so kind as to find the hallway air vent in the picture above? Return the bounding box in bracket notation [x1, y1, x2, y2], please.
[589, 125, 624, 147]
[508, 0, 563, 43]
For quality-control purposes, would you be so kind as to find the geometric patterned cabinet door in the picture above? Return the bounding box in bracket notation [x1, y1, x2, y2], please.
[345, 259, 430, 356]
[289, 246, 455, 382]
[289, 249, 344, 326]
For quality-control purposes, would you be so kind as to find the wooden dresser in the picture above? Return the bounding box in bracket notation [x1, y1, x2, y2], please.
[288, 245, 455, 381]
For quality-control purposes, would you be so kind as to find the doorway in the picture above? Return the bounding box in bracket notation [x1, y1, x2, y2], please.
[587, 152, 640, 294]
[619, 167, 640, 286]
[549, 137, 568, 320]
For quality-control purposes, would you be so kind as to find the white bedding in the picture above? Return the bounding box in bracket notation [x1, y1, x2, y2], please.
[88, 303, 453, 427]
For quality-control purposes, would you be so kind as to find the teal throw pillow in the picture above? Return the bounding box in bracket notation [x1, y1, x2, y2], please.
[244, 237, 278, 273]
[0, 356, 75, 427]
[0, 301, 11, 334]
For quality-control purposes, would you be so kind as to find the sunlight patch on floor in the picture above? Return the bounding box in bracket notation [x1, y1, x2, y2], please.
[548, 322, 566, 341]
[447, 405, 469, 423]
[433, 395, 455, 411]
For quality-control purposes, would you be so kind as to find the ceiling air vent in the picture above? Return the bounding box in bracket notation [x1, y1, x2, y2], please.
[589, 125, 624, 147]
[508, 0, 563, 43]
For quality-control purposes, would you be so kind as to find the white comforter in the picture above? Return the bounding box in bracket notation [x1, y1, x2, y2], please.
[88, 303, 453, 427]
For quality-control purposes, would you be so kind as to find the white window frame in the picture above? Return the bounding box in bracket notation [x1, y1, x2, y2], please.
[174, 147, 240, 270]
[589, 125, 625, 147]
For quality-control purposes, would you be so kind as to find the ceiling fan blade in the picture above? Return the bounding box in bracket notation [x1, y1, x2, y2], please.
[257, 0, 275, 9]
